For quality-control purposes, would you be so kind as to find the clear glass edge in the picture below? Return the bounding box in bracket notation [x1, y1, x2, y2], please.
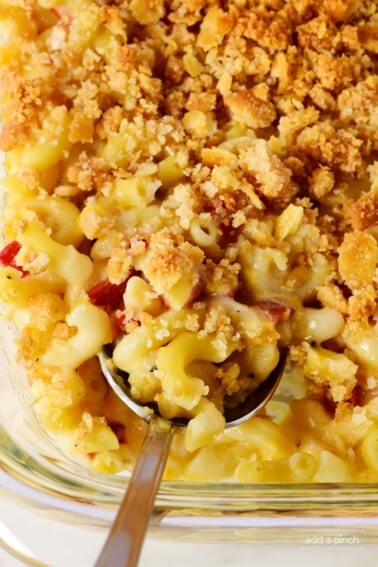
[2, 422, 378, 519]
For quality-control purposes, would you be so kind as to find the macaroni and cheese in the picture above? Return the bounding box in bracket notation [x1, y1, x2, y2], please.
[0, 0, 377, 482]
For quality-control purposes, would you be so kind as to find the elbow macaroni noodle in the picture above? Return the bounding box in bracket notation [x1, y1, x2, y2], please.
[0, 0, 378, 481]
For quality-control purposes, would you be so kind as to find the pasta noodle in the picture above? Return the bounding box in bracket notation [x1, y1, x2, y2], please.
[0, 0, 377, 482]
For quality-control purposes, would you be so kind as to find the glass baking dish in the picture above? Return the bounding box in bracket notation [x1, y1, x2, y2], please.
[1, 316, 378, 566]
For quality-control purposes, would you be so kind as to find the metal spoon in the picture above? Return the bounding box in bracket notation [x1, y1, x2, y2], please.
[95, 347, 288, 567]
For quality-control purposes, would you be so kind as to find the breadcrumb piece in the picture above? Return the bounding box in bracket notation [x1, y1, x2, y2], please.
[350, 189, 378, 230]
[204, 257, 240, 297]
[130, 0, 165, 25]
[358, 22, 378, 52]
[239, 140, 297, 203]
[296, 122, 363, 176]
[224, 90, 276, 130]
[215, 361, 241, 396]
[348, 285, 377, 322]
[15, 247, 49, 275]
[278, 106, 320, 146]
[338, 231, 378, 290]
[317, 284, 348, 314]
[143, 230, 204, 294]
[309, 166, 335, 200]
[197, 6, 234, 51]
[69, 113, 94, 144]
[315, 53, 355, 91]
[106, 247, 132, 285]
[337, 77, 378, 150]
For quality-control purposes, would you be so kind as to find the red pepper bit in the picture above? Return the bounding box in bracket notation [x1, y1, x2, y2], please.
[110, 312, 125, 341]
[87, 279, 127, 312]
[219, 221, 240, 243]
[348, 384, 363, 408]
[0, 241, 29, 277]
[113, 308, 142, 339]
[116, 312, 126, 331]
[255, 299, 294, 324]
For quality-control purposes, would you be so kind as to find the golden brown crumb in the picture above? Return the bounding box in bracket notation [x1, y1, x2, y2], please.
[224, 89, 276, 130]
[0, 74, 43, 151]
[315, 53, 355, 91]
[52, 322, 77, 340]
[107, 247, 133, 285]
[239, 140, 297, 204]
[317, 284, 348, 314]
[204, 257, 240, 296]
[348, 285, 377, 322]
[143, 229, 204, 294]
[309, 166, 335, 200]
[28, 293, 67, 331]
[69, 113, 94, 144]
[338, 231, 378, 290]
[278, 107, 320, 146]
[350, 189, 378, 230]
[296, 122, 363, 176]
[197, 6, 234, 49]
[358, 22, 378, 52]
[337, 76, 378, 153]
[130, 0, 165, 25]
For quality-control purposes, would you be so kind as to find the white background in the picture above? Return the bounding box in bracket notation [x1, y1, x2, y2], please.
[1, 538, 378, 567]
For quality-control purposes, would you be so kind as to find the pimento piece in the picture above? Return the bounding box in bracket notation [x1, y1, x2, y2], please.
[255, 299, 294, 324]
[114, 309, 141, 336]
[116, 312, 126, 331]
[0, 241, 29, 277]
[0, 241, 21, 266]
[219, 222, 240, 243]
[87, 279, 127, 312]
[348, 384, 363, 407]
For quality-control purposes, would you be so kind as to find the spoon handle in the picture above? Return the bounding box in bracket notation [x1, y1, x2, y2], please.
[95, 417, 174, 567]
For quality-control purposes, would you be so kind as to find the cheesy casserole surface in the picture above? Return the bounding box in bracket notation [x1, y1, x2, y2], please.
[0, 0, 377, 481]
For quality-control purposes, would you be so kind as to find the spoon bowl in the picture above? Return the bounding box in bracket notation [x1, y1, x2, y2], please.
[95, 347, 288, 567]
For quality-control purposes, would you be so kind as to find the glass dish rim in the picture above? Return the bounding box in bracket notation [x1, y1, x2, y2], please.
[2, 416, 378, 516]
